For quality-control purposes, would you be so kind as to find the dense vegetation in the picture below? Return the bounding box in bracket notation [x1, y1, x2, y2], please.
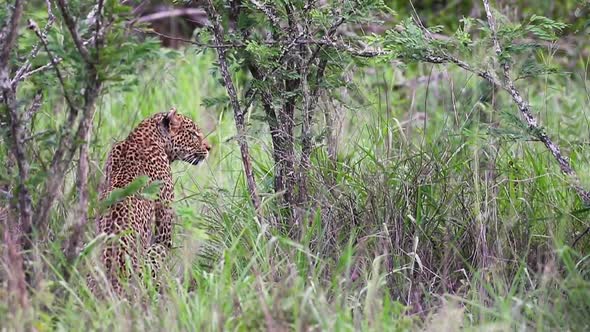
[1, 0, 590, 330]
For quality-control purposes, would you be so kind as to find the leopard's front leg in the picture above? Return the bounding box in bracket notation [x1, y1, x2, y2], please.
[153, 200, 174, 249]
[146, 199, 175, 292]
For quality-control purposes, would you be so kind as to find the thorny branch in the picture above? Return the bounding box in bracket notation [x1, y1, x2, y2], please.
[480, 0, 590, 205]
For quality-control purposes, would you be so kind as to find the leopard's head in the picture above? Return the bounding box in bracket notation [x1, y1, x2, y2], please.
[160, 108, 211, 165]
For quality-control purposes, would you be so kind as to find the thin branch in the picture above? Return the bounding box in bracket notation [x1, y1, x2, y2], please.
[16, 59, 62, 83]
[134, 26, 389, 58]
[573, 226, 590, 247]
[205, 0, 263, 215]
[28, 19, 78, 112]
[54, 0, 92, 63]
[64, 0, 104, 273]
[95, 0, 104, 58]
[247, 64, 285, 211]
[482, 0, 510, 76]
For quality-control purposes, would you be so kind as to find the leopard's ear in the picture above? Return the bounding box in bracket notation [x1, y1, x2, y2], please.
[162, 107, 179, 130]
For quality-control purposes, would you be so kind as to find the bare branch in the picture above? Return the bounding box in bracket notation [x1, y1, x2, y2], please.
[132, 27, 389, 59]
[205, 0, 263, 215]
[54, 0, 92, 63]
[135, 28, 238, 48]
[28, 19, 78, 112]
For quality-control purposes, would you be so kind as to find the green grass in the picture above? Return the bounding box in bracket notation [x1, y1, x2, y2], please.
[3, 47, 590, 331]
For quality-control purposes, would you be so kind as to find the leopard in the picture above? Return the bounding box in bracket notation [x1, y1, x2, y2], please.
[92, 107, 211, 296]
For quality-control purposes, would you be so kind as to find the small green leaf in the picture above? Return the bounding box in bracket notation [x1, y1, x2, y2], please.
[141, 180, 163, 200]
[99, 175, 151, 210]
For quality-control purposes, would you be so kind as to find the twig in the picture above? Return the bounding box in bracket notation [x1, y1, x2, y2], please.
[12, 0, 56, 88]
[250, 0, 281, 28]
[95, 0, 103, 57]
[134, 26, 389, 58]
[573, 226, 590, 247]
[23, 90, 43, 123]
[482, 0, 509, 76]
[205, 0, 263, 215]
[136, 8, 207, 23]
[134, 28, 238, 48]
[16, 59, 62, 83]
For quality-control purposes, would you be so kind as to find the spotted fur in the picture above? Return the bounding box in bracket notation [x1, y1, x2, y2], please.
[94, 108, 211, 295]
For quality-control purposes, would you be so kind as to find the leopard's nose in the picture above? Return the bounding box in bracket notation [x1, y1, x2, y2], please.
[203, 141, 212, 151]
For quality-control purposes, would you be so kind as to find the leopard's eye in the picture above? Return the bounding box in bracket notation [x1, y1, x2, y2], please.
[191, 132, 201, 139]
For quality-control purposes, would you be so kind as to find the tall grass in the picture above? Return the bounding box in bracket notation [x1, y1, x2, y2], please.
[3, 47, 590, 331]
